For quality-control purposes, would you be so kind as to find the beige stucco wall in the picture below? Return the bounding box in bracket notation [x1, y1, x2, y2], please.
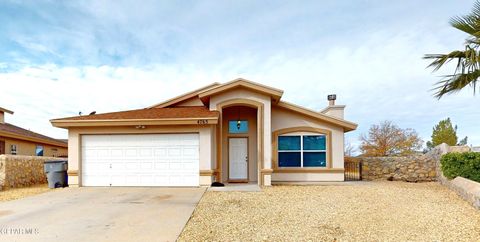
[221, 106, 258, 182]
[209, 88, 272, 168]
[67, 125, 215, 187]
[271, 173, 344, 182]
[270, 106, 346, 182]
[3, 137, 67, 157]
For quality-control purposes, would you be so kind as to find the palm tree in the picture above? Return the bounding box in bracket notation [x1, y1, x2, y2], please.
[424, 1, 480, 99]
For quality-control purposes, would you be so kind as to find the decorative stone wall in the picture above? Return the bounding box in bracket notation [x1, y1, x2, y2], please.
[350, 144, 480, 209]
[354, 154, 438, 182]
[0, 155, 65, 190]
[348, 144, 471, 182]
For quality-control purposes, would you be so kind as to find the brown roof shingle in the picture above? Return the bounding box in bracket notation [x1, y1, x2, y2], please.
[0, 123, 67, 147]
[52, 106, 219, 121]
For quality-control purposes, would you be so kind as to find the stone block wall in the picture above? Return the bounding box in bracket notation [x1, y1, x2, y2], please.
[349, 144, 470, 182]
[0, 155, 65, 189]
[354, 154, 437, 182]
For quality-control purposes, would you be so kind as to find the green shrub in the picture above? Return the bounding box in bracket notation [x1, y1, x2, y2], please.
[440, 152, 480, 182]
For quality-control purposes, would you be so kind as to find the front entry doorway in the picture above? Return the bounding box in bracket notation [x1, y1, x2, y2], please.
[228, 137, 248, 182]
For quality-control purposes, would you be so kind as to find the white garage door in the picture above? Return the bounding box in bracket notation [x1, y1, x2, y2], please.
[81, 133, 199, 187]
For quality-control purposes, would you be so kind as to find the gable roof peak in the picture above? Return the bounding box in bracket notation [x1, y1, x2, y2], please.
[198, 78, 284, 103]
[149, 78, 284, 108]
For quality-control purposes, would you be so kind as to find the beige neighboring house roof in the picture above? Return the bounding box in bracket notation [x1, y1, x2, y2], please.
[0, 123, 67, 147]
[275, 101, 358, 132]
[51, 106, 220, 128]
[198, 78, 284, 103]
[148, 83, 221, 108]
[0, 107, 14, 114]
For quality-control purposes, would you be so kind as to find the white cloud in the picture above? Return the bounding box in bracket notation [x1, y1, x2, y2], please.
[1, 23, 478, 149]
[0, 0, 478, 150]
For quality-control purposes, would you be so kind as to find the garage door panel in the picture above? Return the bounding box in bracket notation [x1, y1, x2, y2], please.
[154, 163, 169, 169]
[82, 134, 200, 187]
[83, 175, 110, 186]
[111, 175, 126, 185]
[183, 148, 198, 156]
[125, 162, 139, 170]
[125, 149, 137, 157]
[154, 148, 167, 156]
[169, 163, 183, 169]
[84, 162, 110, 171]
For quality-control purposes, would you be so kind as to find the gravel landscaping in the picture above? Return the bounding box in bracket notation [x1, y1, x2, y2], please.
[0, 184, 51, 202]
[179, 181, 480, 241]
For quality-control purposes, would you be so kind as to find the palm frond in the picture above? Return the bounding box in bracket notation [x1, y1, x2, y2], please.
[450, 16, 478, 37]
[432, 69, 480, 98]
[449, 1, 480, 38]
[423, 50, 467, 72]
[425, 0, 480, 98]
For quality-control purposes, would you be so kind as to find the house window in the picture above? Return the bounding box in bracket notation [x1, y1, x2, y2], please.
[278, 134, 327, 167]
[11, 144, 17, 155]
[228, 120, 248, 133]
[35, 145, 44, 156]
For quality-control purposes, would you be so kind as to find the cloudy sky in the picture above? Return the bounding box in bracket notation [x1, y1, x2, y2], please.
[0, 0, 478, 150]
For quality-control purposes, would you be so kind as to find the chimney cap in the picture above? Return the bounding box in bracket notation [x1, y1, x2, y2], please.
[327, 94, 336, 101]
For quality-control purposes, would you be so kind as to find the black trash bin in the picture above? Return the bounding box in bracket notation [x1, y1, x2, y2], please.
[44, 160, 68, 188]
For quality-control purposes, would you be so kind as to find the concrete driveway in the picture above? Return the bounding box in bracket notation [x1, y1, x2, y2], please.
[0, 187, 206, 242]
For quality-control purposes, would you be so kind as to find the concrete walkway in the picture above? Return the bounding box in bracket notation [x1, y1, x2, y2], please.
[208, 183, 261, 192]
[0, 187, 206, 242]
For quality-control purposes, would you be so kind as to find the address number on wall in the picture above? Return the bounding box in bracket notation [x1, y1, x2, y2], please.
[197, 119, 208, 124]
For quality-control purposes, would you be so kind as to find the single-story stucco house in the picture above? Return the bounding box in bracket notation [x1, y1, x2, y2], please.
[1, 106, 67, 157]
[51, 78, 357, 187]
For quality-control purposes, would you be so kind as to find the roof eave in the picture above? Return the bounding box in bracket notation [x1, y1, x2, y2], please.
[0, 130, 67, 147]
[50, 117, 219, 128]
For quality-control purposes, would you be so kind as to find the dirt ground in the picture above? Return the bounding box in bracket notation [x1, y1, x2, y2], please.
[0, 184, 52, 202]
[179, 181, 480, 241]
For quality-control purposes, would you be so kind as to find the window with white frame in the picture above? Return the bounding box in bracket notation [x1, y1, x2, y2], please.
[278, 134, 327, 167]
[11, 144, 17, 155]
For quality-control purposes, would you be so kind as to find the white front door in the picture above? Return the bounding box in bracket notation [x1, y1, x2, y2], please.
[81, 133, 200, 187]
[229, 137, 248, 181]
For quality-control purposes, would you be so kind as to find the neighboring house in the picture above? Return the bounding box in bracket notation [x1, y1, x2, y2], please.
[51, 78, 357, 187]
[0, 107, 67, 157]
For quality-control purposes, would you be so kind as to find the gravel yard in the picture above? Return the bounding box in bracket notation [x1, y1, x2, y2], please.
[179, 182, 480, 241]
[0, 184, 52, 202]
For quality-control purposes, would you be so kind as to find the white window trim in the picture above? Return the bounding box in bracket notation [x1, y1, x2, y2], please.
[278, 134, 327, 167]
